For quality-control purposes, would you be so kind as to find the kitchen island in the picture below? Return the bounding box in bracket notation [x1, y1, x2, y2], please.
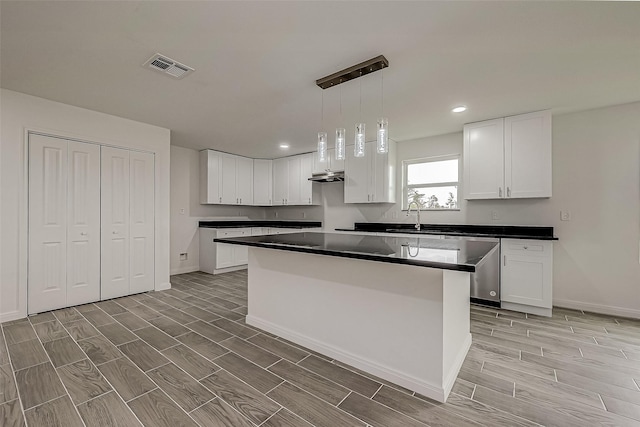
[215, 232, 499, 402]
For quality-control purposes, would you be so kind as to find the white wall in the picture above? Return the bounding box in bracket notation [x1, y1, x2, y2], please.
[169, 146, 266, 275]
[318, 102, 640, 318]
[0, 89, 171, 322]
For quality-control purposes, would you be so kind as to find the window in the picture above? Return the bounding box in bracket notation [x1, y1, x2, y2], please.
[402, 155, 459, 210]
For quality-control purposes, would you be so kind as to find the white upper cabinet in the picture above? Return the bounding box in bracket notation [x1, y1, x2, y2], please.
[200, 150, 253, 205]
[200, 150, 222, 204]
[299, 153, 317, 205]
[236, 156, 254, 205]
[273, 157, 289, 205]
[504, 111, 552, 199]
[272, 154, 320, 206]
[463, 110, 552, 200]
[344, 140, 396, 203]
[312, 148, 345, 174]
[201, 149, 317, 206]
[463, 118, 505, 199]
[253, 159, 273, 206]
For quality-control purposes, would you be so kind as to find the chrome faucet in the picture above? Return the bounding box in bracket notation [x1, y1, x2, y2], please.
[406, 201, 422, 231]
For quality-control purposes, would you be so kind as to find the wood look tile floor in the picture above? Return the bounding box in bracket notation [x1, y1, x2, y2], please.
[2, 271, 640, 426]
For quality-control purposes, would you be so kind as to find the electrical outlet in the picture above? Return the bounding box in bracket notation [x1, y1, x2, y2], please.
[179, 208, 185, 215]
[491, 211, 499, 220]
[179, 253, 188, 261]
[560, 210, 571, 221]
[274, 211, 278, 218]
[302, 212, 306, 219]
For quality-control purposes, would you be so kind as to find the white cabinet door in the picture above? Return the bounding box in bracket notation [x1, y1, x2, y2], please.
[101, 147, 130, 300]
[216, 244, 235, 269]
[236, 156, 254, 205]
[463, 118, 505, 200]
[370, 142, 395, 203]
[129, 151, 155, 294]
[28, 135, 69, 314]
[313, 148, 345, 174]
[66, 141, 101, 307]
[253, 159, 273, 206]
[501, 239, 553, 312]
[220, 153, 237, 205]
[273, 158, 288, 205]
[299, 153, 314, 205]
[505, 110, 552, 199]
[287, 156, 302, 205]
[344, 146, 370, 203]
[312, 150, 328, 174]
[200, 150, 221, 204]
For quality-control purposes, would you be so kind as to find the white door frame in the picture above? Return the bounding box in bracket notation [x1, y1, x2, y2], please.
[23, 129, 159, 316]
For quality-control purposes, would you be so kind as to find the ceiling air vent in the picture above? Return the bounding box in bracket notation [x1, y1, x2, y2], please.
[143, 53, 194, 79]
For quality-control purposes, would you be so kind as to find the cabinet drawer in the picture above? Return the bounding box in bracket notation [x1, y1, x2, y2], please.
[215, 228, 251, 238]
[501, 239, 551, 257]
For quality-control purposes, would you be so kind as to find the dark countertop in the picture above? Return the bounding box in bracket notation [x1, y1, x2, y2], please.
[335, 222, 558, 240]
[199, 220, 321, 229]
[214, 232, 499, 272]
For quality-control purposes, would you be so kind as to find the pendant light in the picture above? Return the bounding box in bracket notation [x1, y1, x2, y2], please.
[354, 74, 366, 158]
[335, 85, 346, 161]
[314, 55, 389, 159]
[377, 69, 389, 154]
[317, 91, 327, 162]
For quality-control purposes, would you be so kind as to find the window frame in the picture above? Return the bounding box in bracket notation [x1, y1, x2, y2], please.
[402, 154, 461, 211]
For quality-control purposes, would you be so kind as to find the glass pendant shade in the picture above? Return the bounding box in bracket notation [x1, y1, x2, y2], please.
[376, 117, 388, 153]
[317, 132, 327, 162]
[354, 123, 366, 158]
[335, 128, 346, 160]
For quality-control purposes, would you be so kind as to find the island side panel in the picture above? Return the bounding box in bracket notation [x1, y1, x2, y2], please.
[246, 247, 467, 402]
[442, 269, 472, 396]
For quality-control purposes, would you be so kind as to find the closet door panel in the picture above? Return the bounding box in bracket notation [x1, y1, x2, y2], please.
[101, 147, 130, 299]
[129, 151, 155, 294]
[28, 135, 68, 314]
[67, 141, 101, 306]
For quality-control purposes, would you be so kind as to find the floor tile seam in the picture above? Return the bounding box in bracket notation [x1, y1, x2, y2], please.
[444, 390, 538, 427]
[127, 386, 204, 427]
[123, 387, 159, 404]
[212, 347, 289, 386]
[337, 388, 432, 427]
[527, 349, 640, 380]
[478, 358, 557, 385]
[1, 326, 30, 426]
[218, 335, 288, 369]
[55, 314, 161, 427]
[200, 367, 285, 417]
[30, 324, 89, 427]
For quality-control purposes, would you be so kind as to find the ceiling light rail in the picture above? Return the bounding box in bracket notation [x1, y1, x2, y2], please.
[316, 55, 389, 89]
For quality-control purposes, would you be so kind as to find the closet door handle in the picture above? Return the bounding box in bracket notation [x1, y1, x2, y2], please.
[507, 187, 511, 198]
[80, 232, 87, 236]
[499, 187, 503, 198]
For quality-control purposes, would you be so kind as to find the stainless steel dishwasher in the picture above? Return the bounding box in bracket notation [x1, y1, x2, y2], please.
[444, 235, 501, 306]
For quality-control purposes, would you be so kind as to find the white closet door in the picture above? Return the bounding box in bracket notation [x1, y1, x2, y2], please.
[129, 151, 155, 294]
[28, 135, 68, 314]
[66, 141, 101, 306]
[101, 147, 130, 299]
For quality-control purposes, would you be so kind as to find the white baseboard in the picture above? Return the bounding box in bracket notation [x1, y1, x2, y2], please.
[443, 333, 472, 398]
[554, 299, 640, 320]
[247, 315, 447, 402]
[0, 310, 25, 323]
[170, 266, 200, 276]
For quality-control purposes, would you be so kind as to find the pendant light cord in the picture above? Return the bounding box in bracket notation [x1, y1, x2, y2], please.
[359, 71, 362, 120]
[321, 90, 324, 129]
[381, 69, 384, 116]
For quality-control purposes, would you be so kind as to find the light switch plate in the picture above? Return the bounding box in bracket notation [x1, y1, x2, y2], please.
[560, 210, 571, 221]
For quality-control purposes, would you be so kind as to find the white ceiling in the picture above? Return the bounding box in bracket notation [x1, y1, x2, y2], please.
[2, 1, 640, 159]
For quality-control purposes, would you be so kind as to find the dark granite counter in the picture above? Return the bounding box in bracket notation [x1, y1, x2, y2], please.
[335, 222, 557, 240]
[214, 232, 499, 272]
[199, 220, 321, 229]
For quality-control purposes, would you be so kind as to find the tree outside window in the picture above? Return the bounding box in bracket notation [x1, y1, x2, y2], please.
[403, 156, 459, 210]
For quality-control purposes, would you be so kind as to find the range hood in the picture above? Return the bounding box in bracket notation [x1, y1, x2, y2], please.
[308, 171, 344, 183]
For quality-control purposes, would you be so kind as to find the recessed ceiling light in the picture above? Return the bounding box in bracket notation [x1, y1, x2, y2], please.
[279, 143, 290, 149]
[452, 106, 467, 113]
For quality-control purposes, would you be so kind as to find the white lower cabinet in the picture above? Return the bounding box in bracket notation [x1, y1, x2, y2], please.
[500, 239, 553, 317]
[199, 228, 250, 274]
